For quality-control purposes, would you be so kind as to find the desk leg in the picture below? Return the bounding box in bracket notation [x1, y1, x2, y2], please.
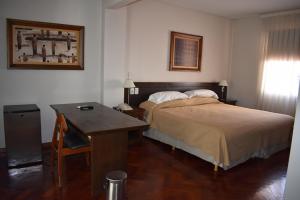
[91, 131, 128, 197]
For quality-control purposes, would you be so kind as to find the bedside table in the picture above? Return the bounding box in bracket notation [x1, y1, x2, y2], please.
[122, 108, 145, 121]
[113, 107, 146, 144]
[221, 99, 237, 105]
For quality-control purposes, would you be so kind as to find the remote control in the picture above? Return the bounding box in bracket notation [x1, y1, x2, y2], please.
[76, 105, 94, 110]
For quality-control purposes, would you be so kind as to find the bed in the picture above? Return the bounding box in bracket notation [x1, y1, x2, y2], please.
[125, 82, 294, 170]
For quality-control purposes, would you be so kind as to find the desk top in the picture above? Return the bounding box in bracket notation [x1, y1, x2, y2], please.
[50, 102, 148, 135]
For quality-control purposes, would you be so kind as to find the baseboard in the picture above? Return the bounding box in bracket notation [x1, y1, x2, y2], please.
[42, 142, 52, 149]
[0, 148, 5, 153]
[0, 142, 51, 154]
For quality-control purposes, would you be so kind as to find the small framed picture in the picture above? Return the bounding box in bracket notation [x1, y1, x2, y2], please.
[169, 31, 203, 71]
[7, 18, 84, 70]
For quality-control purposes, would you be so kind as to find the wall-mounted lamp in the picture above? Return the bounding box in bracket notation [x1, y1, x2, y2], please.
[123, 79, 135, 105]
[219, 80, 228, 101]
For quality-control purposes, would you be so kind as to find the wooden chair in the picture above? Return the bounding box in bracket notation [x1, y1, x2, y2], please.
[51, 113, 91, 187]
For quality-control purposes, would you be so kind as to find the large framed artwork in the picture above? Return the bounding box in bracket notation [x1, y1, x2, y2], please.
[169, 31, 203, 71]
[7, 19, 84, 70]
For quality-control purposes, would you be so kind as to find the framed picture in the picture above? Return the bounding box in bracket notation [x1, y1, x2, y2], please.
[7, 19, 84, 70]
[169, 31, 203, 71]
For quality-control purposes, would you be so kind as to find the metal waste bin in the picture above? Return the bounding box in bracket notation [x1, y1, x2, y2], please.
[105, 170, 127, 200]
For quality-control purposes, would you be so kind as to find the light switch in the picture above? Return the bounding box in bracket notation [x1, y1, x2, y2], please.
[130, 88, 135, 94]
[135, 87, 139, 94]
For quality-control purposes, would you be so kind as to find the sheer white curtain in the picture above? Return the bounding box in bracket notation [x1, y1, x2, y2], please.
[258, 12, 300, 116]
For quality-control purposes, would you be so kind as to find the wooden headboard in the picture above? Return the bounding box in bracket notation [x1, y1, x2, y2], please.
[124, 82, 226, 107]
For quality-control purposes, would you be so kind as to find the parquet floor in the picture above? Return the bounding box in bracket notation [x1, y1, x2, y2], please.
[0, 138, 289, 200]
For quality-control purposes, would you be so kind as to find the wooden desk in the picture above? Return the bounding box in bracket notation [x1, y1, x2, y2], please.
[50, 102, 148, 197]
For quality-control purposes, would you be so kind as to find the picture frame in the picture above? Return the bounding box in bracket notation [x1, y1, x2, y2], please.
[169, 31, 203, 71]
[7, 18, 84, 70]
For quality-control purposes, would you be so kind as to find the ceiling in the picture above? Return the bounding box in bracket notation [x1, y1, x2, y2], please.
[160, 0, 300, 19]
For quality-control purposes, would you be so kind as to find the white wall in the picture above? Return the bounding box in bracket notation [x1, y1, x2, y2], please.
[127, 0, 231, 82]
[0, 0, 102, 148]
[229, 16, 262, 108]
[103, 0, 232, 105]
[284, 85, 300, 199]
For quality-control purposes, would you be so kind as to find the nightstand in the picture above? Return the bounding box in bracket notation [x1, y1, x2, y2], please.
[221, 99, 237, 105]
[113, 107, 145, 144]
[122, 108, 145, 121]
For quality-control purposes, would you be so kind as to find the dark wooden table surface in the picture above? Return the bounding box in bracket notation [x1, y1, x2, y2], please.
[50, 102, 148, 197]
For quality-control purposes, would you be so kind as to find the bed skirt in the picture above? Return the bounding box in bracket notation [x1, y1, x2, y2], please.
[143, 128, 289, 170]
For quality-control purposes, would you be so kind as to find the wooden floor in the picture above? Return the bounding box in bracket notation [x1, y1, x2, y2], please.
[0, 138, 289, 200]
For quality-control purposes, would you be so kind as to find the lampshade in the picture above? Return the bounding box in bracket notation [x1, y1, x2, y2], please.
[219, 80, 228, 87]
[123, 79, 135, 88]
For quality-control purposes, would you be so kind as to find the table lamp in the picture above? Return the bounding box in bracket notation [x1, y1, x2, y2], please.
[219, 80, 228, 101]
[123, 79, 135, 105]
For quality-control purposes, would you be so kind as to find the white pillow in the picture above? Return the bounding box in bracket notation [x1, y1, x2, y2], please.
[148, 91, 188, 104]
[184, 89, 219, 99]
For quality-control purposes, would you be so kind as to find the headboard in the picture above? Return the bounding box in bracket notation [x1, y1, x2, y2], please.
[124, 82, 226, 107]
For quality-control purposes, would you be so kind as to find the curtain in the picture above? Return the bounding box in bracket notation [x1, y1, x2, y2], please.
[257, 12, 300, 116]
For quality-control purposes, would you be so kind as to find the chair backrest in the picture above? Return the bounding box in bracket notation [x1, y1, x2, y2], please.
[52, 113, 68, 149]
[57, 114, 68, 134]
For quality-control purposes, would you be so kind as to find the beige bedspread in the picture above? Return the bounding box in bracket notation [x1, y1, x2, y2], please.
[140, 98, 294, 167]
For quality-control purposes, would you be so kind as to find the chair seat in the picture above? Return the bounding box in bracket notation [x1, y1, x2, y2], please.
[63, 128, 90, 149]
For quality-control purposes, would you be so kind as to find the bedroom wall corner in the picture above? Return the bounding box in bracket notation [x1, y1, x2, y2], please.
[103, 7, 128, 107]
[228, 16, 263, 108]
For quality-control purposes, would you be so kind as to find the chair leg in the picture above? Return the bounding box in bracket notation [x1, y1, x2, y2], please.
[86, 152, 90, 167]
[58, 154, 63, 187]
[50, 148, 55, 172]
[214, 164, 218, 172]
